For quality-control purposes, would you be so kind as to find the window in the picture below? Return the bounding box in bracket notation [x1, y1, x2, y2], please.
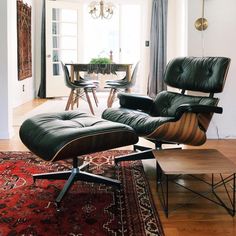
[51, 8, 78, 75]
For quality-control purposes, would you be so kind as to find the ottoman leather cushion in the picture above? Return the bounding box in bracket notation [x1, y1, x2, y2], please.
[19, 111, 138, 162]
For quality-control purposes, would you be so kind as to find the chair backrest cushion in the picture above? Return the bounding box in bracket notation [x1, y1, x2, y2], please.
[151, 91, 218, 117]
[164, 57, 230, 93]
[61, 61, 74, 89]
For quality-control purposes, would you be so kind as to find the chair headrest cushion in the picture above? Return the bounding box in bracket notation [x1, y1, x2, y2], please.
[164, 57, 231, 93]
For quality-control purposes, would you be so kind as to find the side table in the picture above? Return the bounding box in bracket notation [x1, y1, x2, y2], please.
[153, 149, 236, 217]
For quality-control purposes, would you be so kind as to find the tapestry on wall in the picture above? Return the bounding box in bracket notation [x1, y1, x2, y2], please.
[17, 0, 32, 80]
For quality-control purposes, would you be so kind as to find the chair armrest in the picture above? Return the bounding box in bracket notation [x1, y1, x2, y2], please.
[118, 92, 154, 112]
[175, 104, 223, 119]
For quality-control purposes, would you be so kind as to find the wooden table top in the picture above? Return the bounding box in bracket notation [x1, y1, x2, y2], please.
[152, 149, 236, 175]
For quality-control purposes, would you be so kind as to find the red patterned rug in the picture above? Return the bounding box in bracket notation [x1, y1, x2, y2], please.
[0, 151, 164, 236]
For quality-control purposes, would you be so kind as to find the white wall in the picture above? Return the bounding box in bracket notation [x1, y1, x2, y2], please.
[13, 0, 35, 108]
[34, 0, 44, 95]
[0, 0, 35, 139]
[187, 0, 236, 138]
[139, 0, 152, 94]
[167, 0, 187, 60]
[0, 0, 15, 138]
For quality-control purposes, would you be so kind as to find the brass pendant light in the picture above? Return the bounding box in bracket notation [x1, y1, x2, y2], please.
[195, 0, 208, 31]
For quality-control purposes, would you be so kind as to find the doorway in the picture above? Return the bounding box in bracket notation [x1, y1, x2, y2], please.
[45, 0, 145, 98]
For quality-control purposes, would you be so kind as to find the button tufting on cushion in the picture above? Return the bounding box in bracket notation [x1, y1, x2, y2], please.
[20, 111, 138, 162]
[164, 57, 230, 93]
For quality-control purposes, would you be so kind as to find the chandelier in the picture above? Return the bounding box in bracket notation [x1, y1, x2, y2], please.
[89, 0, 114, 19]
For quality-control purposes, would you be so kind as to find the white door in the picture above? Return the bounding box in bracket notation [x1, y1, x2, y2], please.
[45, 1, 79, 97]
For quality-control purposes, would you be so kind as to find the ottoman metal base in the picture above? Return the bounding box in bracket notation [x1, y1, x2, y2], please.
[33, 157, 120, 208]
[19, 111, 138, 206]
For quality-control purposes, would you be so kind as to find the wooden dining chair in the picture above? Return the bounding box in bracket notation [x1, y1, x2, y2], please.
[61, 62, 97, 115]
[105, 62, 140, 108]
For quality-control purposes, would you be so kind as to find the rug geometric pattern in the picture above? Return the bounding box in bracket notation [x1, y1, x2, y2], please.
[0, 151, 164, 236]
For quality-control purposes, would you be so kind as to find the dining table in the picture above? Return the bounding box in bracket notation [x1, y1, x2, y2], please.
[65, 63, 132, 85]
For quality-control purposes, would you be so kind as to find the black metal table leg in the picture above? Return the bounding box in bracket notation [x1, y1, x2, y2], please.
[165, 175, 169, 218]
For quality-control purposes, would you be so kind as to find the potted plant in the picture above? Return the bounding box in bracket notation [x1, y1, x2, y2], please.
[90, 57, 112, 64]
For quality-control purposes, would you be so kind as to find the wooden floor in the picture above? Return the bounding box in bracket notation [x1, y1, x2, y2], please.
[2, 98, 236, 236]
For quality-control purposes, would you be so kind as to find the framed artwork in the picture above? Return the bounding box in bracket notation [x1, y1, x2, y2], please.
[17, 0, 32, 80]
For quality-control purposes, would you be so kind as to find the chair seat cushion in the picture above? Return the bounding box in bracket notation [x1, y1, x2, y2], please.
[151, 91, 218, 117]
[102, 108, 175, 137]
[20, 111, 138, 162]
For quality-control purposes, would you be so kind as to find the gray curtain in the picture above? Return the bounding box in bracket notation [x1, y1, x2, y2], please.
[147, 0, 168, 98]
[38, 0, 46, 98]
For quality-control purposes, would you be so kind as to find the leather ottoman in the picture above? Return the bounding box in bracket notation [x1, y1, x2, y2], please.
[19, 111, 138, 206]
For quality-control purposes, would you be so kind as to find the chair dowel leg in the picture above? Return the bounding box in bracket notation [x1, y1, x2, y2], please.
[107, 89, 113, 108]
[65, 89, 74, 110]
[85, 89, 95, 115]
[107, 89, 113, 107]
[109, 89, 117, 108]
[76, 89, 79, 108]
[92, 89, 98, 107]
[71, 90, 76, 110]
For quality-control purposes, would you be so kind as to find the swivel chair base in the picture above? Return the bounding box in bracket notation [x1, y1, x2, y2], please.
[33, 156, 121, 208]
